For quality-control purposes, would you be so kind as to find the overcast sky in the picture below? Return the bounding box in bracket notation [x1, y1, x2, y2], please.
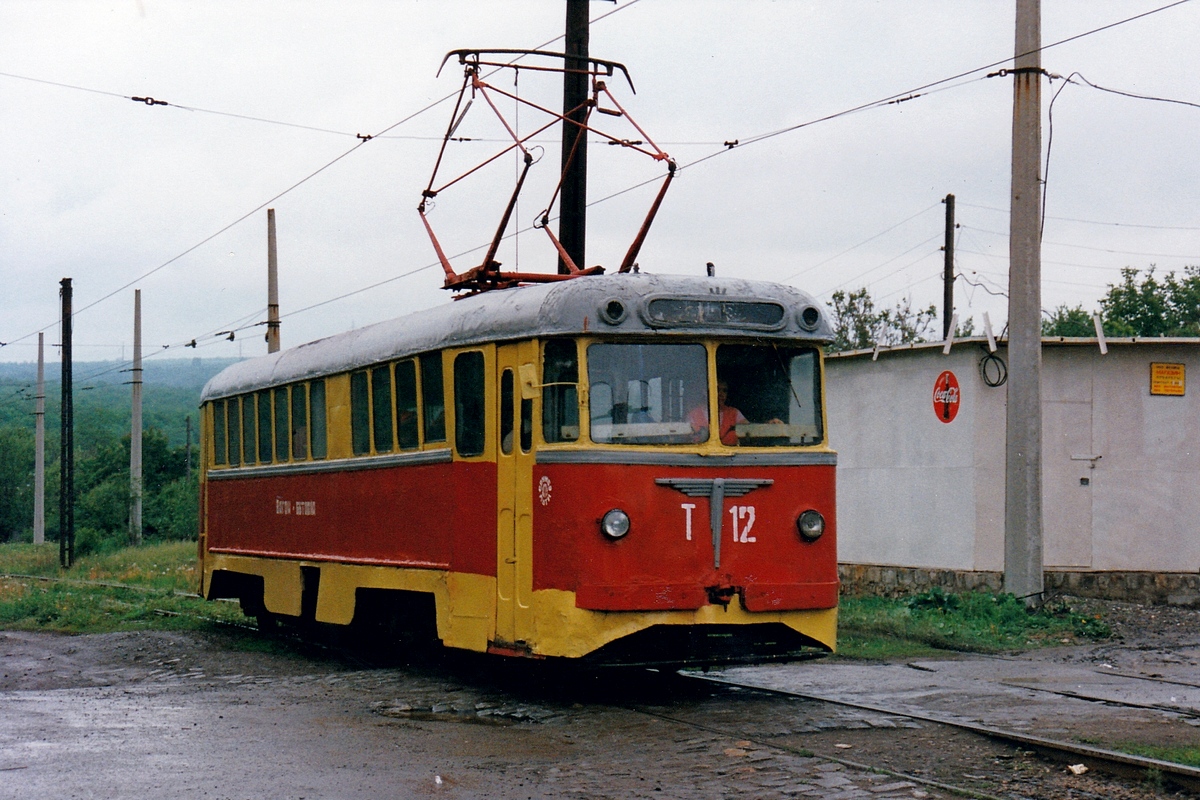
[2, 0, 1198, 366]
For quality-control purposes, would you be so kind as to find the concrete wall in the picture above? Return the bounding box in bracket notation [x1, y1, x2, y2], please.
[826, 338, 1200, 596]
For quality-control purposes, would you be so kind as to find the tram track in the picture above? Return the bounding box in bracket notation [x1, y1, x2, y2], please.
[679, 671, 1200, 795]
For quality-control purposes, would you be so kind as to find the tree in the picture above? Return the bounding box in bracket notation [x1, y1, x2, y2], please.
[828, 288, 939, 353]
[1100, 266, 1200, 337]
[0, 426, 35, 542]
[1043, 304, 1095, 337]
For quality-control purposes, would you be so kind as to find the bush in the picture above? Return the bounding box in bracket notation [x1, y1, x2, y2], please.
[145, 475, 198, 540]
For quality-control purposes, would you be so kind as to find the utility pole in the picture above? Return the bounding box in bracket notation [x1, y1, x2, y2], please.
[266, 208, 280, 353]
[129, 289, 143, 547]
[59, 278, 74, 568]
[558, 0, 590, 273]
[33, 332, 45, 545]
[942, 194, 956, 339]
[185, 415, 192, 479]
[1006, 0, 1044, 605]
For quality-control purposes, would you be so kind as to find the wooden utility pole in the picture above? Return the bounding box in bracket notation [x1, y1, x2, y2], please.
[59, 278, 74, 568]
[266, 208, 280, 353]
[942, 194, 956, 339]
[558, 0, 590, 273]
[1005, 0, 1044, 605]
[185, 415, 192, 479]
[129, 289, 143, 546]
[33, 332, 45, 545]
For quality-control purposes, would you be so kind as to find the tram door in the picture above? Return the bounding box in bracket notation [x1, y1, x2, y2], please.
[495, 342, 537, 648]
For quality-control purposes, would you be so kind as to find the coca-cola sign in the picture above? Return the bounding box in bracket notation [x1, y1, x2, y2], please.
[932, 370, 960, 423]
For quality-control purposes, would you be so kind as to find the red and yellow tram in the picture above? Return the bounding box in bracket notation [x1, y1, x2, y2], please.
[199, 272, 838, 665]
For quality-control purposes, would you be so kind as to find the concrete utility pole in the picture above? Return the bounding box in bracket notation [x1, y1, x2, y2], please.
[942, 194, 956, 339]
[130, 289, 143, 547]
[266, 208, 280, 353]
[59, 278, 74, 568]
[557, 0, 589, 274]
[1005, 0, 1045, 605]
[33, 332, 45, 545]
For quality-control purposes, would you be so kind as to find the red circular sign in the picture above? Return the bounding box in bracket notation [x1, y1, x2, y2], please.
[933, 370, 960, 423]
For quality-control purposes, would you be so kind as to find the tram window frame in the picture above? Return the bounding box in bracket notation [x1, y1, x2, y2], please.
[212, 400, 227, 465]
[714, 344, 824, 447]
[350, 370, 371, 456]
[371, 364, 395, 453]
[256, 391, 272, 464]
[291, 383, 308, 461]
[241, 393, 257, 464]
[453, 350, 486, 458]
[395, 359, 420, 450]
[421, 353, 447, 444]
[273, 387, 290, 463]
[309, 379, 328, 459]
[228, 397, 242, 466]
[542, 339, 580, 443]
[586, 342, 708, 445]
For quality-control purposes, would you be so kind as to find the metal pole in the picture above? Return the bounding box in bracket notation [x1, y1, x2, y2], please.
[59, 278, 74, 568]
[33, 332, 45, 545]
[266, 208, 280, 353]
[942, 193, 956, 339]
[557, 0, 589, 274]
[1005, 0, 1044, 605]
[130, 289, 143, 546]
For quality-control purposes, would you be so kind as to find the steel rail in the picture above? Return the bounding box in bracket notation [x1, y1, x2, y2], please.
[681, 672, 1200, 794]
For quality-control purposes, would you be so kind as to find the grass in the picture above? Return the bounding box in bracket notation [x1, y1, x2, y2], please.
[835, 586, 1112, 660]
[1116, 744, 1200, 768]
[0, 541, 245, 634]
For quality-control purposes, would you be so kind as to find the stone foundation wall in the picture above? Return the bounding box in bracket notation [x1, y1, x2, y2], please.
[838, 564, 1200, 606]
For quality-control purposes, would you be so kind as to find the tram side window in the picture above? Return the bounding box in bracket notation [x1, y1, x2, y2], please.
[395, 360, 419, 450]
[228, 398, 242, 466]
[420, 353, 446, 444]
[212, 400, 227, 465]
[542, 339, 579, 443]
[309, 379, 328, 459]
[714, 344, 824, 447]
[371, 365, 394, 453]
[256, 392, 272, 464]
[241, 394, 257, 464]
[273, 387, 290, 462]
[291, 383, 308, 460]
[350, 370, 371, 456]
[454, 351, 486, 457]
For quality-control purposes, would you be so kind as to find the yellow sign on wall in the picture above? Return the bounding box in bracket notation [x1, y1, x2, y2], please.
[1150, 362, 1185, 396]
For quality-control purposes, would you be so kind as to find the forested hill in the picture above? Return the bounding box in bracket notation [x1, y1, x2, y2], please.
[0, 357, 240, 446]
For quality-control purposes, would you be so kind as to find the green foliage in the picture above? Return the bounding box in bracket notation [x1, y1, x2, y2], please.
[836, 590, 1111, 660]
[0, 425, 36, 541]
[1100, 266, 1200, 337]
[1043, 304, 1096, 337]
[828, 287, 939, 353]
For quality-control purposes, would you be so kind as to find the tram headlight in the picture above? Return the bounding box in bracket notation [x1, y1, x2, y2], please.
[796, 509, 825, 542]
[600, 509, 631, 540]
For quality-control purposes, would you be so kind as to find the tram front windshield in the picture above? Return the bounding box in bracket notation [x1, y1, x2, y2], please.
[585, 342, 823, 446]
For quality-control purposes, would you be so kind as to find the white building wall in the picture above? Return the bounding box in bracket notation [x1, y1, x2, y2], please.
[827, 339, 1200, 576]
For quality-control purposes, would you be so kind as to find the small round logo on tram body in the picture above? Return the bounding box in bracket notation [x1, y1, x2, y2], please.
[933, 370, 960, 423]
[538, 475, 553, 506]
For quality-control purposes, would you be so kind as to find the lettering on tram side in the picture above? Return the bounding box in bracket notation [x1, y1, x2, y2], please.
[681, 503, 696, 540]
[275, 498, 317, 516]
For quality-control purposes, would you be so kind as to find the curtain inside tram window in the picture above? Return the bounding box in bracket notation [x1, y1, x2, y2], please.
[274, 387, 290, 462]
[371, 365, 394, 453]
[212, 400, 227, 465]
[395, 360, 419, 450]
[542, 339, 579, 442]
[420, 353, 446, 443]
[350, 370, 370, 455]
[454, 351, 485, 457]
[309, 380, 327, 459]
[291, 383, 308, 460]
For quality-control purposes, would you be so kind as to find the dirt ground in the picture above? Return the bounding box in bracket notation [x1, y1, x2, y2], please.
[2, 597, 1199, 799]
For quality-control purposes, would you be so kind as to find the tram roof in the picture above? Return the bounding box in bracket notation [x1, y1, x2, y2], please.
[201, 272, 832, 401]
